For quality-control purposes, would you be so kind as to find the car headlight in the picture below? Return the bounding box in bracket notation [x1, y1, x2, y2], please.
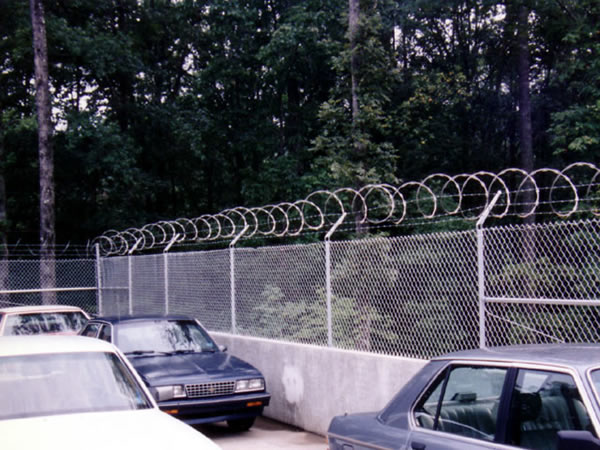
[153, 385, 187, 402]
[235, 378, 265, 393]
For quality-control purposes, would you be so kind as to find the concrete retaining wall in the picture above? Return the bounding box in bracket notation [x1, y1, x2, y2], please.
[211, 332, 428, 436]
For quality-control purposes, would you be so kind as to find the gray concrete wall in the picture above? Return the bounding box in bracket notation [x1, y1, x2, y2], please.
[211, 332, 428, 436]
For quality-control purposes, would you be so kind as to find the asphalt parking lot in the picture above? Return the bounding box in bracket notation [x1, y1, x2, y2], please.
[196, 417, 326, 449]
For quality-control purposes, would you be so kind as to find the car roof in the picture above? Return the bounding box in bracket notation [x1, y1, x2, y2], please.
[0, 305, 88, 315]
[88, 314, 194, 325]
[0, 335, 116, 357]
[435, 344, 600, 370]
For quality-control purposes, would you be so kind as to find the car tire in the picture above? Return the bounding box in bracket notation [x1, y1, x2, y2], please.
[227, 417, 256, 431]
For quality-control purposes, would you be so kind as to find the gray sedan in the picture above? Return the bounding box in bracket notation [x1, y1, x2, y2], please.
[327, 344, 600, 450]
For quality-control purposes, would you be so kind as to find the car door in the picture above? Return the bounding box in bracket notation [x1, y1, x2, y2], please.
[406, 363, 511, 450]
[504, 367, 595, 449]
[406, 363, 598, 450]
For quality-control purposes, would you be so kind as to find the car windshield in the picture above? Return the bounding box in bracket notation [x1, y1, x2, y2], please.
[4, 311, 88, 335]
[116, 319, 218, 354]
[0, 351, 152, 420]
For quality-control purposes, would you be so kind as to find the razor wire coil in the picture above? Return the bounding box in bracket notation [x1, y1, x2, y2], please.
[92, 162, 600, 256]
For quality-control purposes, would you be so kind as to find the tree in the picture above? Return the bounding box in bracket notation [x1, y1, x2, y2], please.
[30, 0, 56, 303]
[311, 0, 399, 190]
[548, 0, 600, 161]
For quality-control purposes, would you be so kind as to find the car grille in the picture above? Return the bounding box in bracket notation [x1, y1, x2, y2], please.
[185, 381, 235, 398]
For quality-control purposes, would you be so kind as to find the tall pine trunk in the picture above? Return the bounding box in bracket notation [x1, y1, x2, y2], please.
[517, 3, 537, 302]
[30, 0, 56, 304]
[518, 4, 534, 178]
[348, 0, 371, 350]
[0, 122, 8, 306]
[349, 0, 360, 130]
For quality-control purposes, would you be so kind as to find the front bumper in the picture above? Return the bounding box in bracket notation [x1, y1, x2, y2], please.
[158, 391, 271, 425]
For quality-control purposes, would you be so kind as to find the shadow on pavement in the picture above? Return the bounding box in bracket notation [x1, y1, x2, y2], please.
[195, 417, 326, 449]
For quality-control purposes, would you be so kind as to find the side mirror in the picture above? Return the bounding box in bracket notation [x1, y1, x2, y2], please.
[557, 430, 600, 450]
[219, 344, 228, 352]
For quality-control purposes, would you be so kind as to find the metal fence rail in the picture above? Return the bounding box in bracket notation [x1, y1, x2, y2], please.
[99, 217, 600, 359]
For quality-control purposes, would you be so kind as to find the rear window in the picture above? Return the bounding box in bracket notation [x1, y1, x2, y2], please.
[4, 312, 88, 335]
[0, 351, 152, 420]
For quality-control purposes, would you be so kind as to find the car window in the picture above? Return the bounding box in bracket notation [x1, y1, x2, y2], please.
[590, 370, 600, 405]
[0, 351, 152, 420]
[507, 369, 593, 449]
[81, 323, 101, 338]
[414, 365, 508, 442]
[98, 324, 112, 342]
[4, 311, 88, 335]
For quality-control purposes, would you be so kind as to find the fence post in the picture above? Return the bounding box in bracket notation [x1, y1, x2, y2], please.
[95, 243, 103, 316]
[164, 252, 169, 315]
[229, 225, 249, 334]
[325, 213, 347, 347]
[163, 234, 181, 315]
[127, 254, 133, 315]
[477, 190, 502, 348]
[127, 237, 143, 315]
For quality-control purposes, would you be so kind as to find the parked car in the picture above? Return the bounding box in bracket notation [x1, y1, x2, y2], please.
[0, 305, 90, 336]
[0, 335, 220, 450]
[327, 344, 600, 450]
[80, 314, 270, 430]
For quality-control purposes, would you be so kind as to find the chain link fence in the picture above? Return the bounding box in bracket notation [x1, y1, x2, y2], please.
[1, 218, 597, 359]
[0, 259, 98, 313]
[98, 217, 600, 359]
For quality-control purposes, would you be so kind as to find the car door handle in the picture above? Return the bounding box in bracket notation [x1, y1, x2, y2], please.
[411, 442, 426, 450]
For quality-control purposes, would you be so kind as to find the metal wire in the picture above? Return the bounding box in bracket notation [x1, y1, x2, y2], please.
[92, 162, 600, 256]
[96, 211, 600, 358]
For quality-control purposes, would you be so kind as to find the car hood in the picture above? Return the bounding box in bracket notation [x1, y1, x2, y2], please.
[0, 408, 221, 450]
[128, 351, 263, 386]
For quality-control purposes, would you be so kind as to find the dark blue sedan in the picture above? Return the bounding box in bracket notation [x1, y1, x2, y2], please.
[328, 345, 600, 450]
[80, 315, 270, 431]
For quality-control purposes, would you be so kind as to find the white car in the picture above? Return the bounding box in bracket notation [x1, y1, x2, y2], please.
[0, 335, 221, 450]
[0, 305, 90, 335]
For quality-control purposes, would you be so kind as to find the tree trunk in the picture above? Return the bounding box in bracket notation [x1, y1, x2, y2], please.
[348, 0, 371, 350]
[349, 0, 360, 131]
[517, 3, 534, 206]
[30, 0, 56, 304]
[0, 121, 8, 307]
[517, 3, 537, 301]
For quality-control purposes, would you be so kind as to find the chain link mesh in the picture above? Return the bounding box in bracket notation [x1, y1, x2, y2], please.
[167, 250, 230, 330]
[484, 219, 600, 346]
[235, 244, 326, 344]
[331, 232, 478, 358]
[0, 259, 97, 313]
[97, 218, 600, 359]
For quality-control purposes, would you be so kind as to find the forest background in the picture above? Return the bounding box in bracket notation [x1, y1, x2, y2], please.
[1, 0, 599, 247]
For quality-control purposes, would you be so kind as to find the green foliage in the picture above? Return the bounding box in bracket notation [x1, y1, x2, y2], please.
[2, 0, 600, 244]
[239, 283, 397, 349]
[311, 0, 400, 189]
[547, 0, 600, 158]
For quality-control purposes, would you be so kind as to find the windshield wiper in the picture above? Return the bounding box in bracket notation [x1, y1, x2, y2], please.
[167, 348, 217, 354]
[125, 350, 170, 356]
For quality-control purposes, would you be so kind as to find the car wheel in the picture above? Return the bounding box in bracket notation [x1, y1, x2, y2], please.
[227, 417, 256, 431]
